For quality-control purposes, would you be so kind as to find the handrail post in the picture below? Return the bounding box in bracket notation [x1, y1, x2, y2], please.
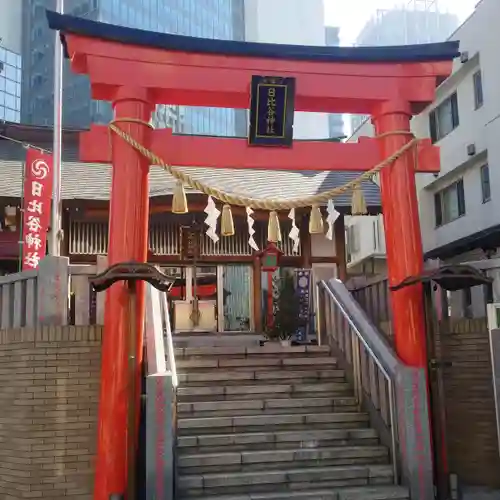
[351, 334, 362, 412]
[160, 290, 178, 388]
[317, 285, 323, 345]
[388, 380, 399, 484]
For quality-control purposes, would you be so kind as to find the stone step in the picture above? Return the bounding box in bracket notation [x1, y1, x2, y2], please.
[177, 382, 352, 402]
[177, 485, 409, 500]
[178, 369, 345, 387]
[177, 428, 379, 454]
[173, 334, 264, 349]
[177, 464, 394, 497]
[178, 397, 358, 418]
[178, 412, 370, 436]
[177, 357, 338, 374]
[178, 445, 389, 474]
[174, 345, 332, 360]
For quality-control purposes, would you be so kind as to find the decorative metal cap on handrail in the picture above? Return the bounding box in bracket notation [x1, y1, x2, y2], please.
[390, 263, 492, 292]
[90, 261, 175, 293]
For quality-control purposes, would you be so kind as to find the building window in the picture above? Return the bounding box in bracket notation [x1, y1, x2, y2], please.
[429, 92, 459, 143]
[434, 179, 466, 226]
[473, 70, 483, 109]
[480, 164, 491, 203]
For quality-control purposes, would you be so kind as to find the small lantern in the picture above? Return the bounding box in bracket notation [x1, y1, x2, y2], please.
[258, 242, 283, 273]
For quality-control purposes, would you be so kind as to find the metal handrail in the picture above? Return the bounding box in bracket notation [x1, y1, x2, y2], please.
[160, 290, 178, 388]
[321, 283, 391, 380]
[317, 278, 399, 484]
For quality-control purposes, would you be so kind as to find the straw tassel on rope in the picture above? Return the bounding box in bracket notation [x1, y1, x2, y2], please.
[309, 205, 324, 234]
[172, 180, 188, 214]
[268, 211, 282, 243]
[221, 204, 235, 237]
[351, 184, 368, 215]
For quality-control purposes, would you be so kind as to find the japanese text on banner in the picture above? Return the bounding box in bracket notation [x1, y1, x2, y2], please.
[21, 149, 53, 270]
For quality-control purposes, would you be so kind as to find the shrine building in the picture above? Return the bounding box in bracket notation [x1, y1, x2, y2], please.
[0, 121, 381, 334]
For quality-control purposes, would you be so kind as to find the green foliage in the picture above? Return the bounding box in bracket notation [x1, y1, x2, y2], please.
[266, 273, 301, 341]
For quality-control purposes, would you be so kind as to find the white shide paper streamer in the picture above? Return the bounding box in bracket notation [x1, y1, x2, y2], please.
[204, 196, 220, 243]
[326, 199, 340, 241]
[288, 208, 300, 253]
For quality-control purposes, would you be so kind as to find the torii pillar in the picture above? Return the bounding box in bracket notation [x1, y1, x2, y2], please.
[373, 100, 427, 367]
[95, 87, 155, 498]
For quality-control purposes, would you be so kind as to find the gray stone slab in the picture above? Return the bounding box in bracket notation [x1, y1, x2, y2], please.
[287, 465, 369, 482]
[254, 369, 344, 381]
[283, 357, 337, 366]
[203, 470, 288, 488]
[219, 358, 282, 368]
[195, 432, 274, 447]
[306, 345, 332, 354]
[145, 373, 175, 500]
[178, 474, 203, 490]
[225, 384, 292, 395]
[179, 452, 242, 468]
[189, 400, 265, 413]
[263, 397, 336, 409]
[177, 358, 220, 369]
[292, 382, 350, 393]
[293, 446, 386, 461]
[232, 414, 305, 427]
[177, 435, 198, 448]
[182, 346, 247, 357]
[395, 367, 434, 500]
[338, 486, 409, 500]
[246, 345, 307, 355]
[179, 416, 233, 429]
[305, 412, 369, 424]
[185, 371, 255, 383]
[178, 386, 225, 397]
[37, 256, 69, 325]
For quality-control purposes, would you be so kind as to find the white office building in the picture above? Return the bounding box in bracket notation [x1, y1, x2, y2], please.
[244, 0, 330, 140]
[347, 0, 498, 317]
[349, 1, 459, 135]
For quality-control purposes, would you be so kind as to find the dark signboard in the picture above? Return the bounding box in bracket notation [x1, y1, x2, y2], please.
[180, 226, 200, 261]
[248, 75, 295, 147]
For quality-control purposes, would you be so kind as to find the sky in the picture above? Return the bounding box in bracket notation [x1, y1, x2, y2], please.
[324, 0, 479, 45]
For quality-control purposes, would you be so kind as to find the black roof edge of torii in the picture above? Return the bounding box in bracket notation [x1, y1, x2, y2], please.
[45, 10, 460, 64]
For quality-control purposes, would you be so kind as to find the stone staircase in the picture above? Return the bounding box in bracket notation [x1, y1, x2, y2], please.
[174, 344, 409, 500]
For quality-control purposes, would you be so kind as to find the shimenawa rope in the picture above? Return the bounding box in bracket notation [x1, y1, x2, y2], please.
[107, 118, 418, 212]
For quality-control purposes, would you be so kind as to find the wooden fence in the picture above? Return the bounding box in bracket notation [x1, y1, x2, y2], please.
[349, 275, 393, 343]
[0, 255, 107, 329]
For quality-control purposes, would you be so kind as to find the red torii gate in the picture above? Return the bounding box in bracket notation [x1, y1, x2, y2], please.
[47, 11, 457, 500]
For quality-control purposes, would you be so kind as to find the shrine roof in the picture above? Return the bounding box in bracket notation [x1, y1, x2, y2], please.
[46, 10, 459, 64]
[0, 160, 381, 213]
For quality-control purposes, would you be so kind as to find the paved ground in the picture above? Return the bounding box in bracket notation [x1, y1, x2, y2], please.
[464, 487, 500, 499]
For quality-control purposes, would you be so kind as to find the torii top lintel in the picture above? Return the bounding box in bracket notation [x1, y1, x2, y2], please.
[47, 10, 458, 115]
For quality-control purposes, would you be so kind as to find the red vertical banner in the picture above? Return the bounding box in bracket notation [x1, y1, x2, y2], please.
[21, 148, 53, 270]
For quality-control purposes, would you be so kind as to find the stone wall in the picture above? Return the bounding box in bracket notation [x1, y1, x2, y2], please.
[0, 326, 102, 500]
[436, 318, 500, 488]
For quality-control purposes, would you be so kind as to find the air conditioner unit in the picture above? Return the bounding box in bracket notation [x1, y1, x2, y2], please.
[460, 51, 469, 63]
[467, 143, 476, 156]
